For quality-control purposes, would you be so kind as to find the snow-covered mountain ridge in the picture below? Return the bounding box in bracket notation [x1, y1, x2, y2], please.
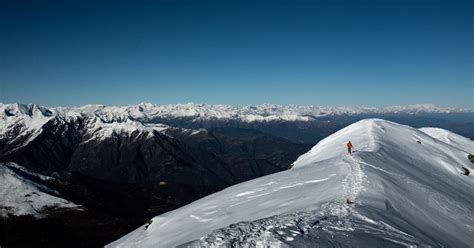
[108, 119, 474, 247]
[0, 103, 190, 153]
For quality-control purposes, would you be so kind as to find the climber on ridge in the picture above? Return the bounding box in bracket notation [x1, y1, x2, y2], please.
[347, 141, 353, 154]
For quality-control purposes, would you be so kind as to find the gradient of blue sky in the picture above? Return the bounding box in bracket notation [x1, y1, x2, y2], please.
[1, 0, 473, 107]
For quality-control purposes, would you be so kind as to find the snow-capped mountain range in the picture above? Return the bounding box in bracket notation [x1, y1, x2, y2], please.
[0, 101, 310, 190]
[108, 119, 474, 247]
[65, 103, 469, 122]
[1, 103, 470, 126]
[3, 102, 470, 150]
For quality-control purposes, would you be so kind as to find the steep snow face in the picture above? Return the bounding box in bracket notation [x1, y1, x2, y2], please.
[0, 162, 81, 217]
[107, 119, 474, 247]
[420, 127, 474, 153]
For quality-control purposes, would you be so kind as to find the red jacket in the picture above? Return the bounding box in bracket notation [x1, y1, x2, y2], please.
[347, 142, 353, 148]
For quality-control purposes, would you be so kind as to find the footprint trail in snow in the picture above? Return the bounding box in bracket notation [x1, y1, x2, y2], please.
[183, 154, 378, 247]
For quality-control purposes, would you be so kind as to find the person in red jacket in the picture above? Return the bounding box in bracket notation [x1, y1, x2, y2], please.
[347, 141, 353, 154]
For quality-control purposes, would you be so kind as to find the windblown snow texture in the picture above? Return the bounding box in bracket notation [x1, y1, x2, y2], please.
[419, 127, 474, 153]
[107, 119, 474, 247]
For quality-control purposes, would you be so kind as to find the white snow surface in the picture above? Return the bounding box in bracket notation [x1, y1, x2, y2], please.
[0, 162, 82, 217]
[107, 119, 474, 247]
[420, 127, 474, 153]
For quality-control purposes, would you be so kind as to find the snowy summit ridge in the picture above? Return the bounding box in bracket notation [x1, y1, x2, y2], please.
[108, 119, 474, 247]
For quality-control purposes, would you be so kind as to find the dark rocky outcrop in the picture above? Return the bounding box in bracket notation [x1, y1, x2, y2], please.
[468, 154, 474, 163]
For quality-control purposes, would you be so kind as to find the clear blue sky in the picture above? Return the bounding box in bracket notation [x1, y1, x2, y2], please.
[1, 0, 473, 107]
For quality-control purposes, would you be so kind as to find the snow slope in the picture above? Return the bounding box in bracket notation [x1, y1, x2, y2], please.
[420, 127, 474, 153]
[107, 119, 474, 247]
[0, 162, 82, 217]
